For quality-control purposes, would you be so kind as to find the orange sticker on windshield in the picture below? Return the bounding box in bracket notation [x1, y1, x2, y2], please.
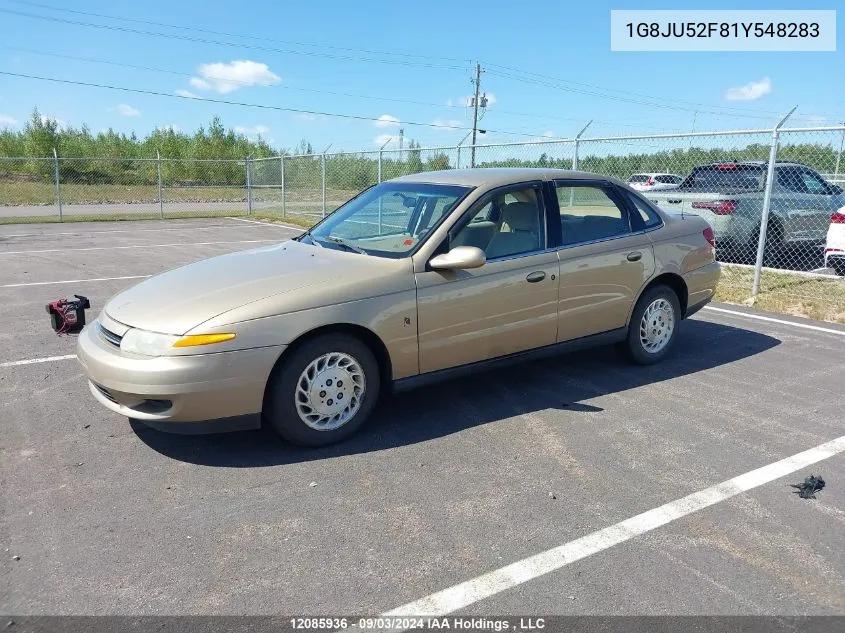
[403, 239, 414, 245]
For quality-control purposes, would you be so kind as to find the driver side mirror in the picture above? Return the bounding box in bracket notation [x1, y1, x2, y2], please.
[429, 246, 486, 271]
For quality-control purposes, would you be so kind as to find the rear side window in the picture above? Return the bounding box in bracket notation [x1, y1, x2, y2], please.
[629, 175, 650, 183]
[680, 165, 765, 190]
[556, 183, 632, 245]
[627, 194, 663, 229]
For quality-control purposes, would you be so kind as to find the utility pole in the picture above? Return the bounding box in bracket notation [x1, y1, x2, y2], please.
[398, 128, 404, 159]
[470, 62, 482, 168]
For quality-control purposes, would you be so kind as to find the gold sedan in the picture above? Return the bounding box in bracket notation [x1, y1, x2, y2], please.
[77, 169, 720, 446]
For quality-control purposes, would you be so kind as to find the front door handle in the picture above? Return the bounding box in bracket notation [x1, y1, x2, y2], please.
[626, 251, 642, 262]
[526, 271, 546, 283]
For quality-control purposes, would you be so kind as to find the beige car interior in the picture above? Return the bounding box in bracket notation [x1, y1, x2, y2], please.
[451, 188, 545, 258]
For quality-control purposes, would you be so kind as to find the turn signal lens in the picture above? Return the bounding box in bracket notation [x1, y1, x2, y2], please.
[172, 333, 237, 348]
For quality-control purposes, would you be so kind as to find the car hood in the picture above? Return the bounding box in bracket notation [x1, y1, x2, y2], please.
[105, 239, 412, 335]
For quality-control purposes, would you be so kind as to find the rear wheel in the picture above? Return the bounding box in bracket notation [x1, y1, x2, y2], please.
[623, 285, 681, 365]
[264, 334, 380, 447]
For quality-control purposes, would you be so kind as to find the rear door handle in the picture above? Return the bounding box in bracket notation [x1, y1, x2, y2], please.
[626, 251, 642, 262]
[526, 271, 546, 283]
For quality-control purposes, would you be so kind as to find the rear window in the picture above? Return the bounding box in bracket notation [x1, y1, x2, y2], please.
[629, 175, 650, 183]
[656, 175, 681, 184]
[680, 165, 765, 190]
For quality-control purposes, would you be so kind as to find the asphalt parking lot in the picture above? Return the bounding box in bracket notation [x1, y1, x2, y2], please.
[2, 217, 845, 620]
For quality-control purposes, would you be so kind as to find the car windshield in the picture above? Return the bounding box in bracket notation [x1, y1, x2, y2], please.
[303, 182, 473, 258]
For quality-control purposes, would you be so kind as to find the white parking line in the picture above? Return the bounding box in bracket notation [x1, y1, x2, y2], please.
[703, 306, 845, 336]
[0, 239, 277, 255]
[0, 223, 266, 238]
[226, 216, 307, 231]
[2, 275, 151, 288]
[0, 354, 76, 368]
[380, 434, 845, 623]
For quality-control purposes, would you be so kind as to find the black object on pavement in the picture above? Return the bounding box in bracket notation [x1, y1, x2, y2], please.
[790, 474, 826, 499]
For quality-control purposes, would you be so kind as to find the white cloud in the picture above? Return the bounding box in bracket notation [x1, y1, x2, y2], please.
[431, 118, 463, 131]
[296, 113, 319, 122]
[542, 130, 555, 137]
[189, 60, 280, 94]
[40, 115, 67, 131]
[115, 104, 141, 117]
[235, 124, 270, 137]
[445, 99, 454, 107]
[374, 114, 400, 128]
[725, 77, 772, 101]
[0, 113, 17, 127]
[175, 89, 199, 99]
[373, 133, 403, 147]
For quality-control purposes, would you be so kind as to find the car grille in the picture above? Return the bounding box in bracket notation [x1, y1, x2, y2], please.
[98, 322, 123, 348]
[93, 383, 118, 404]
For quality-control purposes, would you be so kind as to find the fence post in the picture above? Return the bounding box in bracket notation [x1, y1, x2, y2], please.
[280, 155, 286, 218]
[835, 124, 845, 181]
[321, 152, 327, 218]
[751, 107, 796, 298]
[571, 120, 592, 171]
[52, 148, 62, 221]
[245, 154, 253, 215]
[568, 121, 592, 208]
[156, 150, 164, 218]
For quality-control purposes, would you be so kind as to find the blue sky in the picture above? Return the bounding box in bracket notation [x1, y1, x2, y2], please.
[0, 0, 842, 152]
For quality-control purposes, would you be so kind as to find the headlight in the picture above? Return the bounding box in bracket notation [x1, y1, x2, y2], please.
[120, 329, 180, 356]
[120, 329, 237, 356]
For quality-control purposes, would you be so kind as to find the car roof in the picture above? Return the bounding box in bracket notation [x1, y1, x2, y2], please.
[698, 160, 808, 169]
[387, 168, 615, 188]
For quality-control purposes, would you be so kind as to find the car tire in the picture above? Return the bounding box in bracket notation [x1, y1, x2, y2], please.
[623, 285, 681, 365]
[747, 220, 784, 268]
[264, 334, 380, 447]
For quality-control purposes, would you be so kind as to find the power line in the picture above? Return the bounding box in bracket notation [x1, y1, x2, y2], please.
[484, 62, 835, 120]
[1, 46, 687, 134]
[0, 8, 469, 71]
[8, 3, 836, 126]
[0, 70, 560, 139]
[9, 0, 470, 65]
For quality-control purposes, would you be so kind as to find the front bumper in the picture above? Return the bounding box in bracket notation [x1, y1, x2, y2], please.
[76, 319, 285, 426]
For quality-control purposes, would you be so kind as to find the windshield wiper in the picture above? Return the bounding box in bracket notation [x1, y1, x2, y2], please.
[298, 230, 323, 247]
[321, 236, 367, 254]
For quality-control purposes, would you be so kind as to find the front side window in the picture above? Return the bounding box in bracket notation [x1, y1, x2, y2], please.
[304, 182, 472, 258]
[556, 184, 632, 245]
[800, 170, 831, 195]
[451, 186, 545, 259]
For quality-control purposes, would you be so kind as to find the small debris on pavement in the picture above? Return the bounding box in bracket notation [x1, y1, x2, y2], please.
[309, 481, 317, 488]
[790, 474, 825, 499]
[11, 555, 20, 561]
[549, 492, 557, 500]
[83, 425, 90, 429]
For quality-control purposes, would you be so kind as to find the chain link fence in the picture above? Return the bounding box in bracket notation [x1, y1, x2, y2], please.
[2, 125, 844, 317]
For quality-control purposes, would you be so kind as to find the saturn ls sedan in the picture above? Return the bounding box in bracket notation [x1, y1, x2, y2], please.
[77, 168, 720, 446]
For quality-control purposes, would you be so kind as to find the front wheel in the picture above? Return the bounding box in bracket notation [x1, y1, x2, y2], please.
[264, 334, 380, 447]
[623, 285, 681, 365]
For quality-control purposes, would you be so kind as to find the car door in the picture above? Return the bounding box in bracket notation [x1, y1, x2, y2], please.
[414, 182, 560, 374]
[552, 179, 656, 342]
